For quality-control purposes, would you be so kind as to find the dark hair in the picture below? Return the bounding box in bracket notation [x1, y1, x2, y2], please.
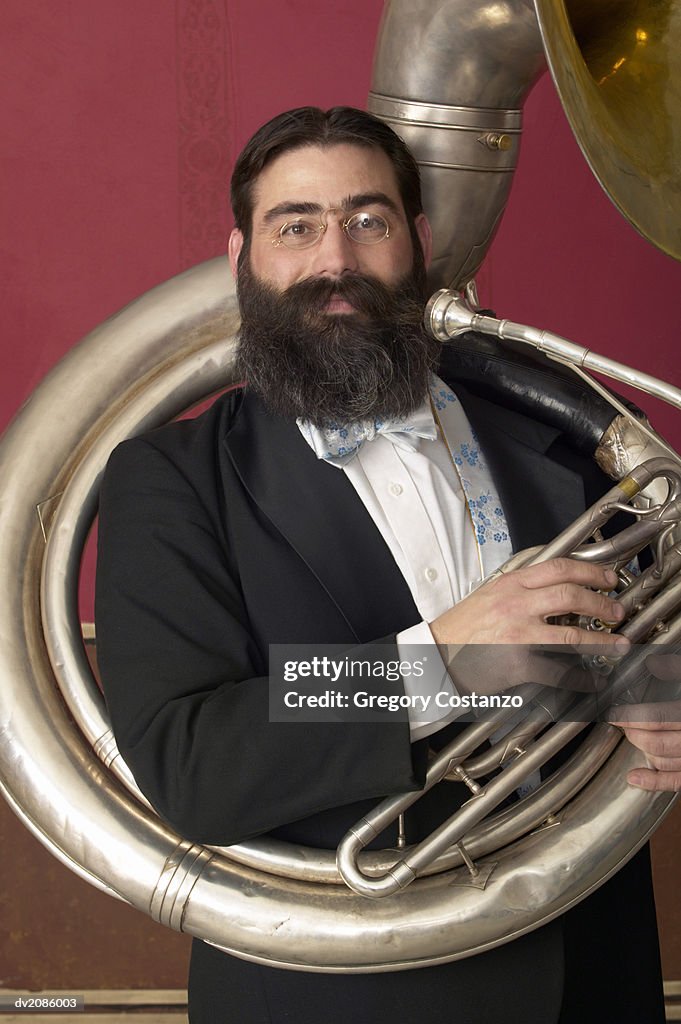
[230, 106, 424, 240]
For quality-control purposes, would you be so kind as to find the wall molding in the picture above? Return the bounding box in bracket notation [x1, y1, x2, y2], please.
[4, 986, 681, 1021]
[0, 989, 187, 1022]
[666, 980, 681, 1021]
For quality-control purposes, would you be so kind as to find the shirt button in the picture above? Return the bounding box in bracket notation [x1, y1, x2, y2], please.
[389, 482, 403, 497]
[425, 567, 438, 582]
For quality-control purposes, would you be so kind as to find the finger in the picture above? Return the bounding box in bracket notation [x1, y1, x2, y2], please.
[523, 583, 624, 624]
[608, 700, 681, 727]
[532, 623, 630, 650]
[512, 559, 618, 594]
[488, 561, 625, 625]
[617, 726, 681, 760]
[638, 755, 681, 773]
[626, 767, 681, 792]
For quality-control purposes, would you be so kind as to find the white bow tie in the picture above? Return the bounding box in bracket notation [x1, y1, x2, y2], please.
[298, 402, 437, 468]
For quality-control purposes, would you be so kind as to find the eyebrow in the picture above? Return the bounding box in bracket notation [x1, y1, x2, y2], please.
[261, 191, 401, 226]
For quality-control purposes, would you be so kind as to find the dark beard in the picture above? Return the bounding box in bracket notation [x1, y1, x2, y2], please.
[234, 257, 439, 427]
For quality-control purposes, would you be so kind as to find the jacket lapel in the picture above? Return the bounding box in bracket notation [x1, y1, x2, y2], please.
[222, 390, 419, 641]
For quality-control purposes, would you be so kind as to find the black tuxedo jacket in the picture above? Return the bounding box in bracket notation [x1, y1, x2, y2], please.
[95, 351, 664, 1023]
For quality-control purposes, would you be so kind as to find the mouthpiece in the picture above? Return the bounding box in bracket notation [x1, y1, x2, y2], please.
[425, 288, 478, 341]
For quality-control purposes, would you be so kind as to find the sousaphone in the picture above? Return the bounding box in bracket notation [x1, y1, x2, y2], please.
[0, 0, 680, 971]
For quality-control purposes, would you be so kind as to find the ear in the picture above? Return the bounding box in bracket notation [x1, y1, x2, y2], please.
[414, 213, 433, 269]
[228, 228, 244, 279]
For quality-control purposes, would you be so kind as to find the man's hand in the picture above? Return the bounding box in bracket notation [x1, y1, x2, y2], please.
[609, 655, 681, 792]
[430, 558, 627, 649]
[428, 558, 628, 697]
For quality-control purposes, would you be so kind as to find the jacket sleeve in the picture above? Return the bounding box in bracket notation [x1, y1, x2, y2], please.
[95, 434, 426, 846]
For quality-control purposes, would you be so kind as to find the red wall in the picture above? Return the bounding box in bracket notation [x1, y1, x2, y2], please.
[3, 1, 679, 442]
[2, 0, 681, 990]
[0, 0, 384, 434]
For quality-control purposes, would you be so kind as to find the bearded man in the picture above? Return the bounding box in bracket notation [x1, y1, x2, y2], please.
[96, 107, 672, 1024]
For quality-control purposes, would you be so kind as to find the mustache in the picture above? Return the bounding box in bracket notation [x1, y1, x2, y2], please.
[239, 271, 426, 327]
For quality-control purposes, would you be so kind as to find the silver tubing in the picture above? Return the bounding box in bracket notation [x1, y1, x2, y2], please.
[369, 1, 546, 289]
[427, 287, 681, 460]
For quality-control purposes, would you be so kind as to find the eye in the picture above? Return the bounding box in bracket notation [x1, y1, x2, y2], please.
[278, 219, 320, 247]
[345, 212, 390, 244]
[354, 213, 382, 230]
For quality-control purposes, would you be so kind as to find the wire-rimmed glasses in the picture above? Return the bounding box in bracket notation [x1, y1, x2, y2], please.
[271, 210, 391, 251]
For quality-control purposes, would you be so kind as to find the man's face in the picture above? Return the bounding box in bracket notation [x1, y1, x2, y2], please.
[228, 143, 431, 293]
[229, 141, 438, 426]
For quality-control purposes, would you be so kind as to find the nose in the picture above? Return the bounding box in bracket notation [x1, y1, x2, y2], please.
[308, 216, 360, 277]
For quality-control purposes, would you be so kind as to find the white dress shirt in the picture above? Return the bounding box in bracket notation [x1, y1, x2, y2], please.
[300, 375, 514, 740]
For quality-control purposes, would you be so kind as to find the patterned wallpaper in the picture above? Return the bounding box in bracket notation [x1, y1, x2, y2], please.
[177, 0, 233, 268]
